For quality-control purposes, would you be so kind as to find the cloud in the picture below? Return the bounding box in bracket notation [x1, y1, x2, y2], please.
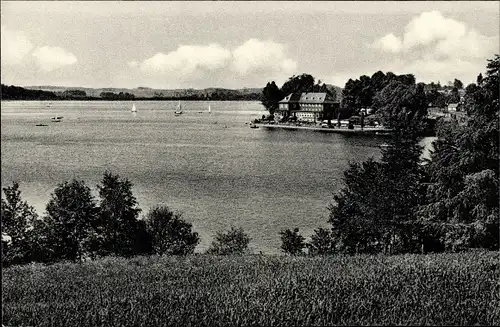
[1, 25, 34, 65]
[369, 11, 498, 84]
[372, 33, 402, 53]
[139, 43, 231, 75]
[130, 39, 297, 87]
[231, 38, 297, 75]
[373, 11, 497, 59]
[32, 46, 77, 72]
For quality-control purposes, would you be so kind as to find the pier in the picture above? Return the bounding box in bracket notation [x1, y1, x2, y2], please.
[255, 124, 392, 136]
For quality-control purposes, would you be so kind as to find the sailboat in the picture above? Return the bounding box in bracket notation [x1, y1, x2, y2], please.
[174, 100, 183, 115]
[208, 104, 211, 114]
[131, 103, 137, 112]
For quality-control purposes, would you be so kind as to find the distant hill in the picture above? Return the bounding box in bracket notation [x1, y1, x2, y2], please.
[3, 84, 342, 102]
[21, 85, 263, 100]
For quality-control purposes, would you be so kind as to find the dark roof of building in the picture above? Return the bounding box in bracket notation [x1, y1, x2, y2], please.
[279, 93, 301, 103]
[279, 92, 336, 104]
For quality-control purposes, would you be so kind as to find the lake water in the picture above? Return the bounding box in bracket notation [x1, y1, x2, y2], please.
[1, 100, 435, 254]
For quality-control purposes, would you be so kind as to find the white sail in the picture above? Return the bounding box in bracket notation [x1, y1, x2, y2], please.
[131, 103, 137, 112]
[208, 104, 211, 113]
[175, 100, 183, 114]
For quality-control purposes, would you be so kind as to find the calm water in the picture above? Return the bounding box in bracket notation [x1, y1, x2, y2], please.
[1, 100, 434, 253]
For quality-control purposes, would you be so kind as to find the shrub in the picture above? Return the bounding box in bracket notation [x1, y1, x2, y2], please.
[280, 228, 305, 255]
[307, 227, 335, 255]
[206, 227, 250, 255]
[145, 206, 199, 255]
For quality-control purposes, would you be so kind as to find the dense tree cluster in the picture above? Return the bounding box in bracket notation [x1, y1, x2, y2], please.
[1, 84, 59, 100]
[1, 172, 200, 266]
[280, 55, 498, 255]
[261, 74, 338, 115]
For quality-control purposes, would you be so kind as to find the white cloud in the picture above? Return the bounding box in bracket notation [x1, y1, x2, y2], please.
[373, 11, 497, 59]
[369, 11, 498, 84]
[139, 43, 231, 75]
[130, 39, 297, 87]
[231, 38, 297, 75]
[1, 25, 34, 65]
[32, 46, 77, 72]
[371, 33, 402, 53]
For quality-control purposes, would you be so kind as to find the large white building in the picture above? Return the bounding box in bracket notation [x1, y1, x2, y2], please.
[275, 92, 339, 122]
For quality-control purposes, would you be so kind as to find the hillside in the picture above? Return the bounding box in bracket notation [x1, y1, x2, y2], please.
[22, 85, 264, 100]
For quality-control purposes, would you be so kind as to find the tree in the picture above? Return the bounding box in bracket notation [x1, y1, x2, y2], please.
[280, 73, 315, 96]
[206, 227, 251, 255]
[43, 180, 99, 262]
[447, 87, 460, 104]
[477, 73, 483, 86]
[307, 227, 335, 255]
[1, 182, 38, 266]
[453, 78, 464, 89]
[330, 79, 428, 255]
[261, 81, 283, 115]
[97, 171, 145, 257]
[419, 54, 499, 251]
[145, 206, 199, 255]
[279, 228, 305, 255]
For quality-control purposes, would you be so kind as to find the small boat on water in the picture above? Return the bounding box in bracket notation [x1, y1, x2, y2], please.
[379, 143, 391, 149]
[131, 103, 137, 112]
[51, 116, 63, 122]
[250, 123, 259, 129]
[174, 100, 183, 115]
[208, 104, 211, 114]
[35, 123, 48, 127]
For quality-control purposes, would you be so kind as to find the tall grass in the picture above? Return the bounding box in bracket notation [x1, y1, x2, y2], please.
[3, 252, 499, 326]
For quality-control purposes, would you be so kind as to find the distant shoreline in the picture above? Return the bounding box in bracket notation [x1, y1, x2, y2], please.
[0, 98, 262, 102]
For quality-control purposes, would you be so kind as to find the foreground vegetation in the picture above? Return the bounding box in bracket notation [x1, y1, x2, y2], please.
[3, 251, 499, 326]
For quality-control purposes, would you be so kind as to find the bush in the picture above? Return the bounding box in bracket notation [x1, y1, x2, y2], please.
[307, 227, 335, 255]
[145, 206, 199, 255]
[280, 228, 305, 255]
[206, 227, 250, 255]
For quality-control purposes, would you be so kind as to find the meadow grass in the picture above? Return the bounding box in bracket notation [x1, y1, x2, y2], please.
[3, 251, 499, 326]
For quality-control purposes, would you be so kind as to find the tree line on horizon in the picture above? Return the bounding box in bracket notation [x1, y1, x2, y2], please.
[0, 84, 262, 101]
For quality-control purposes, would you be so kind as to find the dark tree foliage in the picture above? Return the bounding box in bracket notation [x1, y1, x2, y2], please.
[477, 73, 484, 86]
[280, 74, 316, 96]
[1, 183, 38, 266]
[307, 227, 335, 255]
[341, 72, 417, 114]
[1, 84, 59, 100]
[206, 227, 251, 255]
[330, 79, 429, 254]
[419, 54, 499, 251]
[97, 171, 147, 257]
[43, 180, 99, 262]
[453, 78, 464, 90]
[279, 228, 305, 255]
[261, 74, 337, 114]
[447, 87, 461, 104]
[261, 81, 283, 115]
[145, 206, 199, 255]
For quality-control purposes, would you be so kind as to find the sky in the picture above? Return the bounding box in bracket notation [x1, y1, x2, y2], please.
[1, 1, 499, 89]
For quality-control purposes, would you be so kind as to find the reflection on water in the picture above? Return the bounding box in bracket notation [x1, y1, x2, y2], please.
[1, 100, 433, 253]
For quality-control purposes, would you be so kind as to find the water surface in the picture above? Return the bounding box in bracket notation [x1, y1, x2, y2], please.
[2, 100, 429, 253]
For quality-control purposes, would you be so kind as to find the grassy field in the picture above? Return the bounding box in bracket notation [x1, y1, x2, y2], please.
[3, 251, 499, 326]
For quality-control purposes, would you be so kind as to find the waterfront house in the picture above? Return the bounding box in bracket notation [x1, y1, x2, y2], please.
[448, 103, 460, 112]
[276, 92, 339, 123]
